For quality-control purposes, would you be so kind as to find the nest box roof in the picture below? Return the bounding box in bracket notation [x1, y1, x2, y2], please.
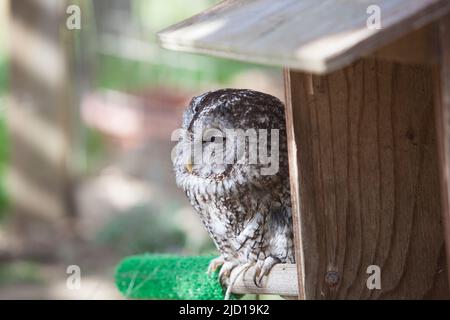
[157, 0, 450, 73]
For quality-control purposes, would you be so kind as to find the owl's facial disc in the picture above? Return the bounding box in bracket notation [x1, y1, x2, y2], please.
[190, 128, 231, 179]
[182, 126, 231, 179]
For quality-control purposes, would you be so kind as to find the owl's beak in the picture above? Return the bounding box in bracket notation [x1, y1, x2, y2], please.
[185, 160, 193, 173]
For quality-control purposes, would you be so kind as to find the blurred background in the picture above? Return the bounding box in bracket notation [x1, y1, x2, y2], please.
[0, 0, 283, 299]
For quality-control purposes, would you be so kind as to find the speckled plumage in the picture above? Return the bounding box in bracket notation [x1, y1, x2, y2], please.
[173, 89, 294, 287]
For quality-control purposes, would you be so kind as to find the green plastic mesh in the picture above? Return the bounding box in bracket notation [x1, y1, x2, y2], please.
[115, 254, 238, 300]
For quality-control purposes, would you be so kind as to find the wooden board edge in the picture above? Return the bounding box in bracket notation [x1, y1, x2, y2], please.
[283, 68, 306, 299]
[434, 13, 450, 289]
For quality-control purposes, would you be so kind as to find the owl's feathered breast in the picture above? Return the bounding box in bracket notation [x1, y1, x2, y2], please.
[184, 171, 290, 261]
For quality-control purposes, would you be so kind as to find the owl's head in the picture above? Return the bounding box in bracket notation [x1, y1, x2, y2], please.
[173, 89, 286, 192]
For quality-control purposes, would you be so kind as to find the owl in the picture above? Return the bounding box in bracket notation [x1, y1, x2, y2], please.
[173, 89, 294, 290]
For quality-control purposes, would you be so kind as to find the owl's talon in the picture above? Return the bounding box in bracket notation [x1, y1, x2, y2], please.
[253, 256, 280, 287]
[253, 260, 264, 287]
[207, 256, 225, 276]
[218, 261, 238, 286]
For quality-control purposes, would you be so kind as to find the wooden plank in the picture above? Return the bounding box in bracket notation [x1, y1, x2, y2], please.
[284, 68, 306, 300]
[158, 0, 450, 74]
[434, 14, 450, 288]
[230, 264, 298, 297]
[285, 58, 449, 299]
[373, 24, 439, 65]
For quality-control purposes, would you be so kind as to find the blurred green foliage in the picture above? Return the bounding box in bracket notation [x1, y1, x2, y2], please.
[83, 127, 106, 173]
[96, 204, 186, 255]
[96, 53, 258, 92]
[133, 0, 214, 31]
[96, 0, 264, 91]
[0, 261, 43, 286]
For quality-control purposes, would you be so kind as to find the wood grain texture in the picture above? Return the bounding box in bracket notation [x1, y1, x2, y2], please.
[230, 264, 298, 297]
[158, 0, 450, 74]
[373, 24, 439, 65]
[284, 69, 306, 300]
[285, 59, 449, 299]
[434, 14, 450, 288]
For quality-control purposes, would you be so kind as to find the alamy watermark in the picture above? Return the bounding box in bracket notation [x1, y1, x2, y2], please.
[66, 264, 81, 290]
[367, 5, 382, 30]
[172, 128, 280, 176]
[366, 265, 381, 290]
[66, 5, 81, 30]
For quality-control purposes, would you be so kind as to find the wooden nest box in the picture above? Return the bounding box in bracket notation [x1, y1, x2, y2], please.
[158, 0, 450, 299]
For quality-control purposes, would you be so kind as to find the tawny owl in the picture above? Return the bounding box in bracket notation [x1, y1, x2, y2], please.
[173, 89, 294, 289]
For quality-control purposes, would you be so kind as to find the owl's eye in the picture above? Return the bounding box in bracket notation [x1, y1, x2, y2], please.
[210, 136, 226, 143]
[203, 128, 224, 144]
